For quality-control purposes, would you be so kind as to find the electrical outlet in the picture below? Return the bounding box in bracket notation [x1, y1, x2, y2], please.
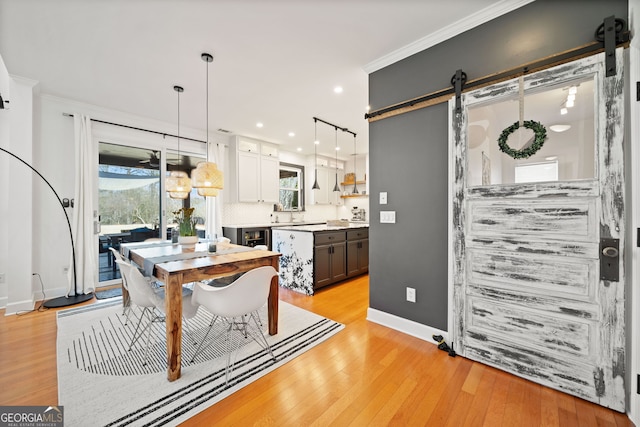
[406, 287, 416, 303]
[0, 273, 5, 284]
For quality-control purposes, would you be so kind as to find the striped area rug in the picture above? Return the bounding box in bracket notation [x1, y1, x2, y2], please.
[57, 298, 343, 426]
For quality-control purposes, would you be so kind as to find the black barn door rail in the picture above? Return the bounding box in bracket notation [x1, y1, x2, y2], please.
[365, 16, 629, 123]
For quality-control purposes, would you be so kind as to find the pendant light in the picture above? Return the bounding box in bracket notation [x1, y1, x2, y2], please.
[332, 127, 340, 193]
[191, 52, 224, 197]
[351, 133, 359, 195]
[312, 118, 320, 190]
[166, 85, 192, 199]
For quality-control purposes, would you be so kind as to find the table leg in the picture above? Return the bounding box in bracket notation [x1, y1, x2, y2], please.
[268, 257, 279, 335]
[165, 273, 183, 381]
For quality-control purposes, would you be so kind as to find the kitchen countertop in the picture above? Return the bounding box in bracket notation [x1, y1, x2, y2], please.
[272, 222, 369, 232]
[222, 221, 325, 228]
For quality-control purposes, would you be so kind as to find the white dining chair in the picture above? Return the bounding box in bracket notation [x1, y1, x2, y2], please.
[189, 266, 278, 383]
[116, 260, 199, 366]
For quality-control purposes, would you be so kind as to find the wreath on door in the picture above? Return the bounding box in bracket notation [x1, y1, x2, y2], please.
[497, 120, 547, 159]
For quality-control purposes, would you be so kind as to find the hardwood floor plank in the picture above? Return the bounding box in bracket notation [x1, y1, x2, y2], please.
[462, 366, 497, 427]
[0, 274, 635, 427]
[540, 385, 561, 427]
[481, 368, 512, 427]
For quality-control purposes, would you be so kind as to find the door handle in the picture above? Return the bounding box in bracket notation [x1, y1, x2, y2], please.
[600, 238, 619, 281]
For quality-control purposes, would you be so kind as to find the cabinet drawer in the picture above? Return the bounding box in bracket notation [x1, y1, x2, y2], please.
[315, 231, 346, 245]
[347, 229, 368, 240]
[238, 139, 259, 153]
[261, 144, 279, 157]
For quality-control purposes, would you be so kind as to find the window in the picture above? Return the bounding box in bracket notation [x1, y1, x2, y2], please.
[279, 163, 304, 211]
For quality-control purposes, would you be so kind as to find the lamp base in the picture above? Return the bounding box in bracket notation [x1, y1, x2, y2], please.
[43, 293, 94, 308]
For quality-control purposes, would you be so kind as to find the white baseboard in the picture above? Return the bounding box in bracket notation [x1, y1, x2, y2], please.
[366, 308, 449, 345]
[4, 297, 35, 315]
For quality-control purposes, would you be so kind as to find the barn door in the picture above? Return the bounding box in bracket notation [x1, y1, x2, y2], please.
[450, 50, 625, 411]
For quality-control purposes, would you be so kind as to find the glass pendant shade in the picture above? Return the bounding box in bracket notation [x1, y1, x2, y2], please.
[191, 162, 224, 190]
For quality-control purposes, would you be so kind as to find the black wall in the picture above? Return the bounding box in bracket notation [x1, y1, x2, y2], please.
[368, 0, 628, 331]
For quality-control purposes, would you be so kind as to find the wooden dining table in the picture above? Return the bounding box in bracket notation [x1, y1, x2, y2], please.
[122, 241, 281, 381]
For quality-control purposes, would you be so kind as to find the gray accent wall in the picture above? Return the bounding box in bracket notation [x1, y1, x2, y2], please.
[368, 0, 628, 330]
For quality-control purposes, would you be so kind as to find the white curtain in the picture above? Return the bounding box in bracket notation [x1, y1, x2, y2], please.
[206, 142, 226, 239]
[67, 114, 97, 296]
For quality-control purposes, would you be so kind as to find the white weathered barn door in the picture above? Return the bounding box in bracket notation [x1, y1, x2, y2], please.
[450, 50, 625, 411]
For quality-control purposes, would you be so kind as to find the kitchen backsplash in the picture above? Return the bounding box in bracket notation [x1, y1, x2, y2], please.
[222, 203, 353, 226]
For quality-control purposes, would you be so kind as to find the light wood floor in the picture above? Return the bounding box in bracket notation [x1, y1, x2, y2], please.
[0, 274, 634, 426]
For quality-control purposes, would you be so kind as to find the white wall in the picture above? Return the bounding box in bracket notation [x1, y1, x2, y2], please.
[1, 87, 214, 311]
[0, 55, 9, 307]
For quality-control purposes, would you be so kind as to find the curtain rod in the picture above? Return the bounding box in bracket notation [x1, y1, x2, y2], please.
[313, 116, 356, 137]
[63, 112, 217, 145]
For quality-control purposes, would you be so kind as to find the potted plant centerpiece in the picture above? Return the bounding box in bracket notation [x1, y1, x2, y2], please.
[173, 207, 199, 246]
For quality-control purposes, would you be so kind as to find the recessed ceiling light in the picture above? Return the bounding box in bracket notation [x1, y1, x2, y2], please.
[550, 124, 571, 133]
[256, 122, 263, 128]
[296, 147, 302, 152]
[314, 140, 320, 145]
[335, 146, 340, 151]
[288, 132, 295, 137]
[334, 86, 343, 94]
[560, 108, 568, 115]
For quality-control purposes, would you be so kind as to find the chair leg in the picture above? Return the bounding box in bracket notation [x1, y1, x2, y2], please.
[249, 312, 275, 361]
[189, 316, 220, 363]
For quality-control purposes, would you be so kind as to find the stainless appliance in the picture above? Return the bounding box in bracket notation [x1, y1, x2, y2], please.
[351, 207, 366, 222]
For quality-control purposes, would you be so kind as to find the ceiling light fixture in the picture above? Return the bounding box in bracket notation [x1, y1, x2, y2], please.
[191, 52, 223, 197]
[549, 124, 571, 133]
[351, 134, 359, 195]
[334, 86, 343, 94]
[333, 127, 341, 193]
[166, 85, 192, 199]
[312, 118, 320, 190]
[560, 107, 568, 115]
[256, 122, 263, 128]
[288, 132, 295, 137]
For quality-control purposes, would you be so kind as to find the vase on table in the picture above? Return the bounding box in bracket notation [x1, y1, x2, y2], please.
[178, 235, 199, 247]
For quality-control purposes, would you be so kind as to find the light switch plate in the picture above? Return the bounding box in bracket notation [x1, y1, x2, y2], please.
[380, 211, 396, 223]
[379, 192, 388, 204]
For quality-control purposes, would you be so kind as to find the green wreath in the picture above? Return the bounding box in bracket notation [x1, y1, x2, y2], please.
[497, 120, 547, 159]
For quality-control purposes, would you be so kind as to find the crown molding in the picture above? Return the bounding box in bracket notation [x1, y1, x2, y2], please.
[363, 0, 536, 74]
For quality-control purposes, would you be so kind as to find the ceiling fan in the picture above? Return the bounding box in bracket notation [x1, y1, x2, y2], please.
[139, 151, 161, 167]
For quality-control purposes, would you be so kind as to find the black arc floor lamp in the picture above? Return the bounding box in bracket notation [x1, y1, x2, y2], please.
[0, 146, 94, 308]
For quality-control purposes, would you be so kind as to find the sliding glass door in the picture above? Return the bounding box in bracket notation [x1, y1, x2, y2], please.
[98, 142, 206, 284]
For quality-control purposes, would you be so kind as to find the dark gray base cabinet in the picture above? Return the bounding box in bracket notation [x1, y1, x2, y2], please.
[313, 228, 368, 290]
[313, 231, 347, 289]
[347, 234, 369, 277]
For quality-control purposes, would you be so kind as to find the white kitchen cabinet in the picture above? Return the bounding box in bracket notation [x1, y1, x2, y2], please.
[229, 137, 279, 203]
